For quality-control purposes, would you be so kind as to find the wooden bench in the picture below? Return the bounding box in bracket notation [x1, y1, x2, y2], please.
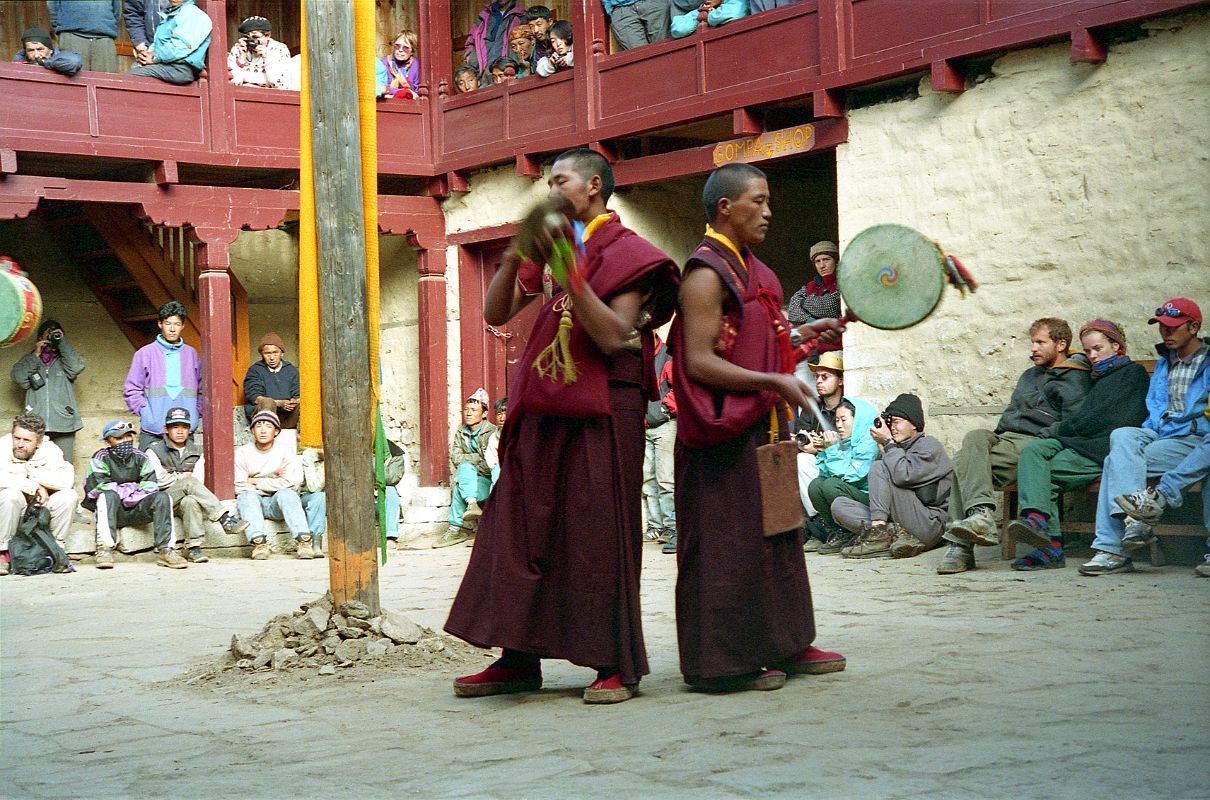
[1000, 478, 1204, 565]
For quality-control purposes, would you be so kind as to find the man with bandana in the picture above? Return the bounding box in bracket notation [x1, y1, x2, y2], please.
[83, 420, 185, 570]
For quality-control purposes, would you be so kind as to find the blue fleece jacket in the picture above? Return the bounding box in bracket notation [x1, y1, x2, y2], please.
[48, 0, 121, 39]
[152, 0, 212, 71]
[1145, 337, 1210, 438]
[816, 397, 881, 490]
[11, 48, 83, 77]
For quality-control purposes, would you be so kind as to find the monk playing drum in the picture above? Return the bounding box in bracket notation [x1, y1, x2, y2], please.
[671, 163, 847, 691]
[444, 149, 679, 704]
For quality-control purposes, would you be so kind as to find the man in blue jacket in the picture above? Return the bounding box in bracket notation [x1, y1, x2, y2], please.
[12, 27, 81, 77]
[48, 0, 120, 72]
[1081, 298, 1209, 575]
[127, 0, 212, 85]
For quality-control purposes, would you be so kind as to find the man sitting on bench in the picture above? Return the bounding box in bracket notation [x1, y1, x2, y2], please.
[1082, 299, 1208, 576]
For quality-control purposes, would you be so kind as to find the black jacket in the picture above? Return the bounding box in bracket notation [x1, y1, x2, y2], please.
[1050, 359, 1150, 463]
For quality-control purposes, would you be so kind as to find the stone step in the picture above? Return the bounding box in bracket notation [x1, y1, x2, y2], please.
[411, 486, 451, 507]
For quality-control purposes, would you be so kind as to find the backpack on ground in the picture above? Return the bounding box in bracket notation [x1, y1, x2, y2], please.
[9, 500, 73, 575]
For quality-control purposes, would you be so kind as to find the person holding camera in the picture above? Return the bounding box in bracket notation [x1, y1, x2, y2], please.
[227, 16, 292, 89]
[11, 319, 86, 461]
[832, 394, 954, 560]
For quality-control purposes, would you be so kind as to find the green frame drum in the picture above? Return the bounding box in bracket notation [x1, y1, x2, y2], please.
[0, 256, 42, 348]
[837, 224, 947, 330]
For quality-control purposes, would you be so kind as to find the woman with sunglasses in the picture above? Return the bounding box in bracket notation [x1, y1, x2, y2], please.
[376, 30, 421, 100]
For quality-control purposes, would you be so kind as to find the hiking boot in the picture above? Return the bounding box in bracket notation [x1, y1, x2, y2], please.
[296, 535, 316, 559]
[249, 536, 270, 560]
[1195, 554, 1210, 578]
[890, 529, 927, 558]
[661, 533, 678, 554]
[783, 645, 847, 675]
[433, 526, 470, 549]
[220, 512, 250, 535]
[583, 673, 636, 704]
[817, 528, 856, 555]
[1006, 514, 1052, 550]
[312, 536, 325, 558]
[95, 547, 115, 569]
[463, 499, 484, 523]
[185, 546, 209, 563]
[1121, 519, 1157, 551]
[453, 664, 543, 698]
[1114, 487, 1167, 523]
[1078, 551, 1134, 576]
[946, 506, 1000, 547]
[157, 547, 188, 569]
[803, 537, 822, 553]
[936, 542, 975, 574]
[842, 522, 894, 559]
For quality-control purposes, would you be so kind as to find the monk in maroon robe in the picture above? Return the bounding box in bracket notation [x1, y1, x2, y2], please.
[445, 148, 679, 704]
[671, 162, 847, 692]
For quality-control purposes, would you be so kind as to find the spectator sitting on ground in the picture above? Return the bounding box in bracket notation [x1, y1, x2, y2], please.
[124, 301, 202, 450]
[227, 16, 292, 89]
[786, 241, 843, 361]
[12, 27, 81, 77]
[11, 319, 86, 461]
[83, 420, 185, 570]
[937, 317, 1091, 575]
[243, 332, 300, 429]
[525, 6, 554, 62]
[376, 29, 421, 99]
[145, 407, 249, 565]
[453, 64, 480, 94]
[671, 0, 750, 39]
[1079, 299, 1208, 576]
[508, 25, 536, 78]
[536, 20, 574, 76]
[1006, 320, 1148, 571]
[48, 0, 120, 72]
[832, 394, 953, 560]
[0, 412, 78, 576]
[235, 411, 321, 561]
[484, 396, 507, 491]
[434, 389, 497, 549]
[128, 0, 212, 86]
[488, 56, 516, 85]
[602, 0, 670, 51]
[795, 352, 844, 550]
[465, 0, 527, 86]
[298, 446, 329, 557]
[806, 397, 880, 554]
[1116, 423, 1209, 577]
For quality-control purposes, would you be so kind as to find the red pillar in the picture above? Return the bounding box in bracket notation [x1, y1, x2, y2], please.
[415, 244, 449, 486]
[193, 233, 237, 499]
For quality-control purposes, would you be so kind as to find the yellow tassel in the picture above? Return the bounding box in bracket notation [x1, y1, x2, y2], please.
[534, 305, 578, 385]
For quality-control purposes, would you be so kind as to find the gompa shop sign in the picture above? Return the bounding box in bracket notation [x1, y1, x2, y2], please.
[712, 124, 816, 167]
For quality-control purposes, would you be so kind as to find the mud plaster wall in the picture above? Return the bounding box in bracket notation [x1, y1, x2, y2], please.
[834, 10, 1210, 455]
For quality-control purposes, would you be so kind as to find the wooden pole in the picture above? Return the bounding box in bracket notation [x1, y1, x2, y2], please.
[304, 0, 380, 615]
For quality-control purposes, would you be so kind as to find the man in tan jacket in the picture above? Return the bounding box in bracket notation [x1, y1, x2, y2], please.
[0, 412, 78, 575]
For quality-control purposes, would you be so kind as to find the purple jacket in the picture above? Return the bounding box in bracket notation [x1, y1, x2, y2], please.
[464, 1, 527, 74]
[123, 337, 203, 435]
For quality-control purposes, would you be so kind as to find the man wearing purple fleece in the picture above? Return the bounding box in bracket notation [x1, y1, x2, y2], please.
[123, 301, 202, 450]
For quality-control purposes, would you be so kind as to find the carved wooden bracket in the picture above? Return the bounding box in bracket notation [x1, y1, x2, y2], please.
[930, 59, 965, 93]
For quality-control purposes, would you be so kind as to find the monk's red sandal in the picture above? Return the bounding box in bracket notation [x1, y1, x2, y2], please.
[583, 673, 636, 704]
[785, 645, 847, 675]
[453, 665, 542, 698]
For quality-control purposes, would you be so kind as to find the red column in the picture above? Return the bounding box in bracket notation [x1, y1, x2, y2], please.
[415, 244, 449, 486]
[193, 233, 237, 499]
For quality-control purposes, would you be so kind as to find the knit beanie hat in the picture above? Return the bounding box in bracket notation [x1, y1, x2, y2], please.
[1078, 319, 1127, 353]
[883, 393, 925, 431]
[238, 16, 273, 34]
[21, 28, 53, 50]
[250, 410, 282, 429]
[258, 332, 286, 353]
[809, 241, 839, 261]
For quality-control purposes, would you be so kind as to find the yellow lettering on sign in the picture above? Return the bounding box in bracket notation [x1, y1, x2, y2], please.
[711, 124, 817, 166]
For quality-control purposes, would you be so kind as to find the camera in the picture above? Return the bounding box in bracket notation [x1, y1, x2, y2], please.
[48, 330, 63, 349]
[793, 431, 810, 446]
[243, 36, 261, 53]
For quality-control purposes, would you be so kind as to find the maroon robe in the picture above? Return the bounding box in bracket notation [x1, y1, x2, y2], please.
[444, 213, 678, 685]
[670, 236, 816, 681]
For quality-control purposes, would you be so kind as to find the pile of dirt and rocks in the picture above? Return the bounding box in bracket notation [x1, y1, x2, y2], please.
[188, 593, 489, 684]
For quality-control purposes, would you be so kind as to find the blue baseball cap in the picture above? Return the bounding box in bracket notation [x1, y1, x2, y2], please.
[101, 420, 135, 440]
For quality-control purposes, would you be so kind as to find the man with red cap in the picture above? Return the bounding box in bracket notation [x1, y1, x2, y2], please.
[1081, 298, 1208, 575]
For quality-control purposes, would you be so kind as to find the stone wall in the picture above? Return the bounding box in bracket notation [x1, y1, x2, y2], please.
[834, 10, 1210, 454]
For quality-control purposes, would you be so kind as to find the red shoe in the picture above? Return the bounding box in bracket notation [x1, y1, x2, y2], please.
[786, 645, 847, 675]
[583, 672, 637, 704]
[453, 664, 542, 698]
[686, 668, 787, 693]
